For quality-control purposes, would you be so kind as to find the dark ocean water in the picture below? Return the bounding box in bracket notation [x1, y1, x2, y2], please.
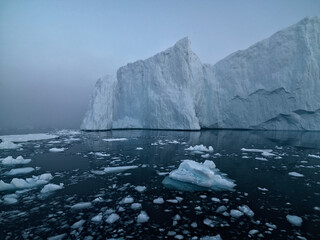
[0, 129, 319, 239]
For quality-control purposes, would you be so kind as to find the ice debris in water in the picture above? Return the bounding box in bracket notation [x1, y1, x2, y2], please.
[121, 196, 134, 204]
[0, 133, 58, 142]
[0, 141, 21, 149]
[288, 172, 304, 177]
[0, 156, 31, 165]
[49, 148, 66, 153]
[104, 166, 138, 173]
[185, 145, 213, 152]
[286, 215, 303, 226]
[230, 209, 244, 218]
[153, 197, 165, 204]
[106, 213, 120, 224]
[164, 160, 235, 191]
[308, 154, 320, 159]
[0, 173, 53, 192]
[137, 211, 149, 223]
[2, 193, 19, 205]
[5, 167, 35, 176]
[71, 219, 86, 229]
[40, 183, 64, 193]
[238, 205, 254, 217]
[71, 202, 93, 210]
[134, 186, 146, 192]
[102, 138, 128, 142]
[200, 235, 222, 240]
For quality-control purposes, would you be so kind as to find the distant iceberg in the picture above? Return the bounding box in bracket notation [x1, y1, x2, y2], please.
[82, 17, 320, 131]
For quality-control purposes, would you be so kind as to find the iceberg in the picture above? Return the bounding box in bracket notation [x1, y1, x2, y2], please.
[5, 167, 35, 176]
[82, 17, 320, 131]
[0, 156, 32, 165]
[162, 160, 235, 191]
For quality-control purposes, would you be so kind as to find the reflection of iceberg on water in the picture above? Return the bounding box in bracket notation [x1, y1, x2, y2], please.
[162, 160, 235, 192]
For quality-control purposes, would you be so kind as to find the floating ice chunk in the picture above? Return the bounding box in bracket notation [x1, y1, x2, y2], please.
[106, 213, 120, 224]
[48, 140, 61, 144]
[136, 147, 143, 150]
[288, 172, 304, 177]
[71, 202, 93, 210]
[286, 215, 303, 226]
[5, 167, 35, 176]
[0, 173, 53, 192]
[0, 156, 31, 165]
[0, 133, 58, 142]
[71, 219, 86, 229]
[257, 187, 268, 191]
[248, 230, 259, 236]
[3, 194, 18, 205]
[203, 218, 214, 227]
[201, 154, 210, 159]
[211, 197, 220, 202]
[261, 152, 276, 157]
[49, 148, 66, 153]
[238, 205, 254, 217]
[186, 145, 213, 152]
[91, 213, 103, 222]
[91, 170, 106, 175]
[165, 160, 235, 191]
[216, 206, 227, 213]
[255, 157, 268, 161]
[200, 235, 222, 240]
[241, 148, 273, 153]
[94, 152, 110, 157]
[0, 141, 21, 149]
[47, 233, 67, 240]
[314, 206, 320, 211]
[121, 196, 134, 204]
[230, 209, 244, 218]
[104, 165, 138, 173]
[134, 186, 146, 193]
[102, 138, 128, 142]
[131, 203, 142, 210]
[308, 154, 320, 159]
[40, 183, 64, 193]
[137, 211, 149, 223]
[56, 129, 81, 135]
[153, 197, 164, 204]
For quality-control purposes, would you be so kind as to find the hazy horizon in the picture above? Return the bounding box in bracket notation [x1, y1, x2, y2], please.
[1, 0, 319, 130]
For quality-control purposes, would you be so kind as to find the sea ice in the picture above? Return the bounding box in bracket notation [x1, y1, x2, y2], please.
[40, 183, 64, 193]
[238, 205, 254, 217]
[308, 154, 320, 159]
[288, 172, 304, 177]
[102, 138, 128, 142]
[164, 160, 235, 191]
[153, 197, 165, 204]
[137, 211, 149, 223]
[71, 219, 86, 229]
[286, 215, 303, 226]
[106, 213, 120, 224]
[0, 156, 32, 165]
[104, 166, 138, 173]
[200, 235, 222, 240]
[131, 203, 142, 210]
[134, 186, 146, 193]
[3, 194, 18, 205]
[71, 202, 93, 210]
[230, 209, 244, 218]
[121, 196, 134, 204]
[49, 148, 66, 153]
[0, 141, 21, 149]
[5, 167, 35, 176]
[0, 173, 53, 192]
[185, 145, 213, 152]
[0, 133, 58, 142]
[91, 213, 103, 222]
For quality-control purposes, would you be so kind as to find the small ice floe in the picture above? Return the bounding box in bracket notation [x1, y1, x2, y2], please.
[185, 145, 214, 152]
[201, 154, 210, 159]
[0, 156, 31, 165]
[162, 160, 235, 192]
[257, 187, 269, 192]
[71, 219, 86, 229]
[91, 170, 106, 175]
[47, 233, 67, 240]
[0, 173, 53, 192]
[238, 205, 254, 217]
[166, 199, 178, 204]
[308, 154, 320, 159]
[286, 215, 303, 227]
[230, 209, 244, 218]
[255, 157, 268, 161]
[0, 141, 21, 149]
[56, 129, 81, 135]
[137, 211, 149, 223]
[2, 193, 19, 205]
[248, 229, 259, 236]
[121, 196, 134, 204]
[71, 202, 93, 210]
[104, 165, 138, 173]
[136, 147, 143, 150]
[49, 148, 66, 153]
[106, 213, 120, 224]
[314, 206, 320, 211]
[5, 167, 35, 176]
[288, 172, 304, 177]
[0, 133, 58, 143]
[40, 183, 64, 194]
[134, 186, 146, 193]
[91, 213, 103, 222]
[131, 203, 142, 210]
[48, 140, 61, 144]
[211, 197, 220, 203]
[93, 152, 110, 157]
[153, 197, 164, 204]
[241, 148, 273, 153]
[102, 138, 128, 142]
[200, 234, 222, 240]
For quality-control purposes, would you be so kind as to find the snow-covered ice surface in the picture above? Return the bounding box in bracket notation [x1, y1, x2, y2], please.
[82, 17, 320, 131]
[0, 129, 320, 239]
[0, 133, 58, 142]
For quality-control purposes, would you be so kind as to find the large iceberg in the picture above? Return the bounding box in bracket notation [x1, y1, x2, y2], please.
[82, 17, 320, 131]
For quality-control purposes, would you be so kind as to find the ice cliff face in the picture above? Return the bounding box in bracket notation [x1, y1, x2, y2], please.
[82, 16, 320, 131]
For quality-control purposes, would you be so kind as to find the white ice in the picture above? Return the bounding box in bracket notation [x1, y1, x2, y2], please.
[102, 138, 128, 142]
[167, 160, 235, 191]
[185, 145, 213, 152]
[137, 211, 149, 223]
[40, 183, 64, 193]
[286, 215, 303, 226]
[134, 186, 146, 193]
[308, 154, 320, 159]
[238, 205, 254, 217]
[0, 133, 58, 142]
[288, 172, 304, 177]
[0, 141, 21, 149]
[71, 219, 86, 229]
[200, 235, 222, 240]
[49, 148, 66, 153]
[71, 202, 93, 210]
[5, 167, 35, 176]
[106, 213, 120, 224]
[230, 209, 244, 218]
[0, 156, 31, 165]
[104, 166, 138, 173]
[153, 197, 164, 204]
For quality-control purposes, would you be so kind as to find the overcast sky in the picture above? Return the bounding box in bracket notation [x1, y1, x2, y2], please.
[0, 0, 319, 130]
